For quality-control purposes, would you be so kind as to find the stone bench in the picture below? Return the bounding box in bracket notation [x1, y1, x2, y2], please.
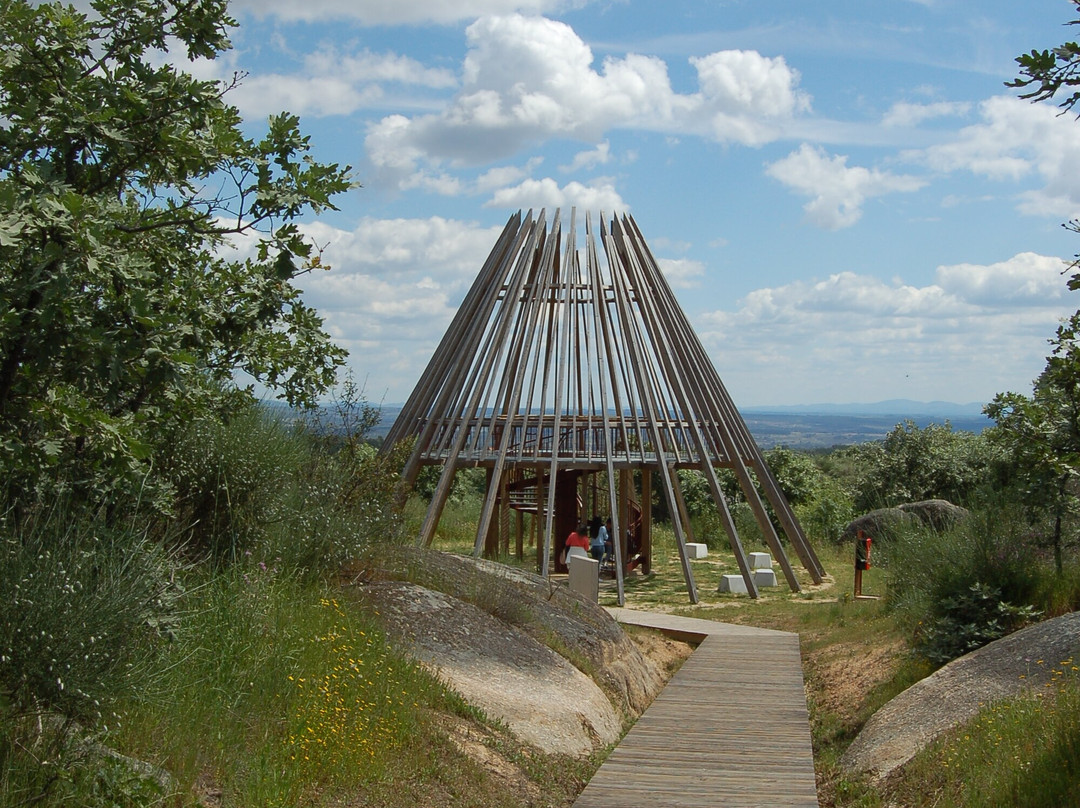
[749, 552, 772, 569]
[753, 568, 778, 587]
[718, 574, 748, 594]
[568, 555, 599, 602]
[686, 542, 708, 559]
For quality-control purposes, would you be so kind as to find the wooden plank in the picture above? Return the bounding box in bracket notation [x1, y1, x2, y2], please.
[573, 609, 819, 808]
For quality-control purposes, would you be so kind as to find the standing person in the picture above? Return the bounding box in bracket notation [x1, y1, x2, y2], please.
[563, 523, 590, 566]
[590, 517, 609, 561]
[854, 528, 872, 596]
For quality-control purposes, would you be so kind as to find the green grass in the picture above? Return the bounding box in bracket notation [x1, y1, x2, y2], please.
[888, 668, 1080, 807]
[1, 559, 585, 808]
[99, 567, 443, 805]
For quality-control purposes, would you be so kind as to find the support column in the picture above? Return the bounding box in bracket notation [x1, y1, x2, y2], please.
[555, 469, 580, 573]
[535, 470, 546, 572]
[640, 468, 652, 574]
[619, 469, 632, 573]
[483, 468, 498, 558]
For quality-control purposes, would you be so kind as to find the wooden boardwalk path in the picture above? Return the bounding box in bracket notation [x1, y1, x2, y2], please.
[573, 608, 819, 808]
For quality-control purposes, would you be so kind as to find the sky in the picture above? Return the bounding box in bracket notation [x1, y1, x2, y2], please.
[202, 0, 1080, 407]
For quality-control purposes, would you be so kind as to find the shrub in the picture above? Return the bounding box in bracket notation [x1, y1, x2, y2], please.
[916, 582, 1041, 666]
[887, 508, 1047, 664]
[0, 506, 173, 727]
[157, 404, 307, 563]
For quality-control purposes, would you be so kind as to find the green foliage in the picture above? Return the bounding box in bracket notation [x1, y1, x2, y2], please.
[916, 582, 1042, 666]
[986, 311, 1080, 572]
[677, 449, 853, 546]
[762, 446, 821, 506]
[105, 567, 522, 807]
[159, 404, 307, 562]
[0, 0, 351, 509]
[0, 506, 173, 726]
[886, 510, 1047, 664]
[847, 421, 996, 511]
[797, 473, 855, 544]
[156, 388, 407, 572]
[890, 674, 1080, 808]
[1009, 0, 1080, 117]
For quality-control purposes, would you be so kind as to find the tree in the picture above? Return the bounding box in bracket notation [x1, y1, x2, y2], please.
[0, 0, 352, 506]
[849, 421, 995, 512]
[1009, 0, 1080, 287]
[1009, 0, 1080, 115]
[985, 312, 1080, 572]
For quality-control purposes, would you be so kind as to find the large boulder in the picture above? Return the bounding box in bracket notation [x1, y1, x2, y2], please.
[841, 611, 1080, 781]
[840, 499, 968, 544]
[361, 579, 621, 755]
[356, 547, 666, 753]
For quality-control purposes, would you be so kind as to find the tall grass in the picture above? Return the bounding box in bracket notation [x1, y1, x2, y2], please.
[881, 508, 1080, 664]
[110, 566, 445, 805]
[159, 402, 409, 573]
[889, 670, 1080, 807]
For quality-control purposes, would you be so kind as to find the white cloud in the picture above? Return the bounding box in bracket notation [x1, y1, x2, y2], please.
[689, 50, 810, 144]
[560, 141, 611, 173]
[916, 96, 1080, 218]
[293, 216, 510, 399]
[766, 144, 926, 229]
[305, 49, 457, 89]
[696, 253, 1073, 406]
[881, 100, 971, 128]
[231, 75, 384, 118]
[223, 47, 455, 119]
[935, 252, 1069, 305]
[657, 258, 705, 289]
[476, 160, 543, 192]
[365, 15, 809, 188]
[231, 0, 594, 25]
[484, 177, 626, 211]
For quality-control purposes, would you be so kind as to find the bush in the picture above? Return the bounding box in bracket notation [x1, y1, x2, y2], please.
[887, 508, 1047, 664]
[916, 582, 1042, 666]
[158, 404, 307, 563]
[848, 421, 997, 512]
[157, 393, 409, 574]
[0, 506, 173, 727]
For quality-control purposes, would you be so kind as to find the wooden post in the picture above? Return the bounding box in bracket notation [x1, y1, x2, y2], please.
[484, 467, 499, 558]
[640, 468, 652, 574]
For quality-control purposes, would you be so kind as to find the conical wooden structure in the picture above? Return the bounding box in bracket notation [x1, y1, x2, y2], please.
[386, 208, 824, 604]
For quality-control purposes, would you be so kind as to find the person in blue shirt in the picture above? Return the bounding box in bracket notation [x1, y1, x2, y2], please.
[590, 517, 609, 561]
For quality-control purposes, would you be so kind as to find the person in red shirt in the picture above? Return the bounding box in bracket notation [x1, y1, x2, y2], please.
[563, 523, 590, 566]
[855, 529, 872, 596]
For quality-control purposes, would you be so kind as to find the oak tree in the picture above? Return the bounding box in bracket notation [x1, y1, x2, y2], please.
[0, 0, 351, 505]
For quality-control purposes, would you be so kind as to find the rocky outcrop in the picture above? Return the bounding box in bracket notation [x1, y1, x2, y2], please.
[363, 580, 621, 755]
[356, 548, 666, 755]
[840, 611, 1080, 781]
[841, 499, 968, 543]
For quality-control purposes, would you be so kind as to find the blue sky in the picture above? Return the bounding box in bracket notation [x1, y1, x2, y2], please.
[204, 0, 1080, 407]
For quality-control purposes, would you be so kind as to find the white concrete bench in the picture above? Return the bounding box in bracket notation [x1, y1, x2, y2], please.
[685, 542, 708, 559]
[718, 574, 748, 594]
[568, 555, 599, 602]
[753, 568, 778, 587]
[749, 552, 772, 569]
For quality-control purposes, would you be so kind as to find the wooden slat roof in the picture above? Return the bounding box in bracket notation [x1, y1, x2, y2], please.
[387, 209, 824, 602]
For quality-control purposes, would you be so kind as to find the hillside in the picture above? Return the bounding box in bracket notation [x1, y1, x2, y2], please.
[348, 401, 992, 449]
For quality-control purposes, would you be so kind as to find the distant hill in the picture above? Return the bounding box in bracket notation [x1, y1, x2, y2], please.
[739, 400, 991, 449]
[274, 400, 991, 451]
[743, 399, 986, 418]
